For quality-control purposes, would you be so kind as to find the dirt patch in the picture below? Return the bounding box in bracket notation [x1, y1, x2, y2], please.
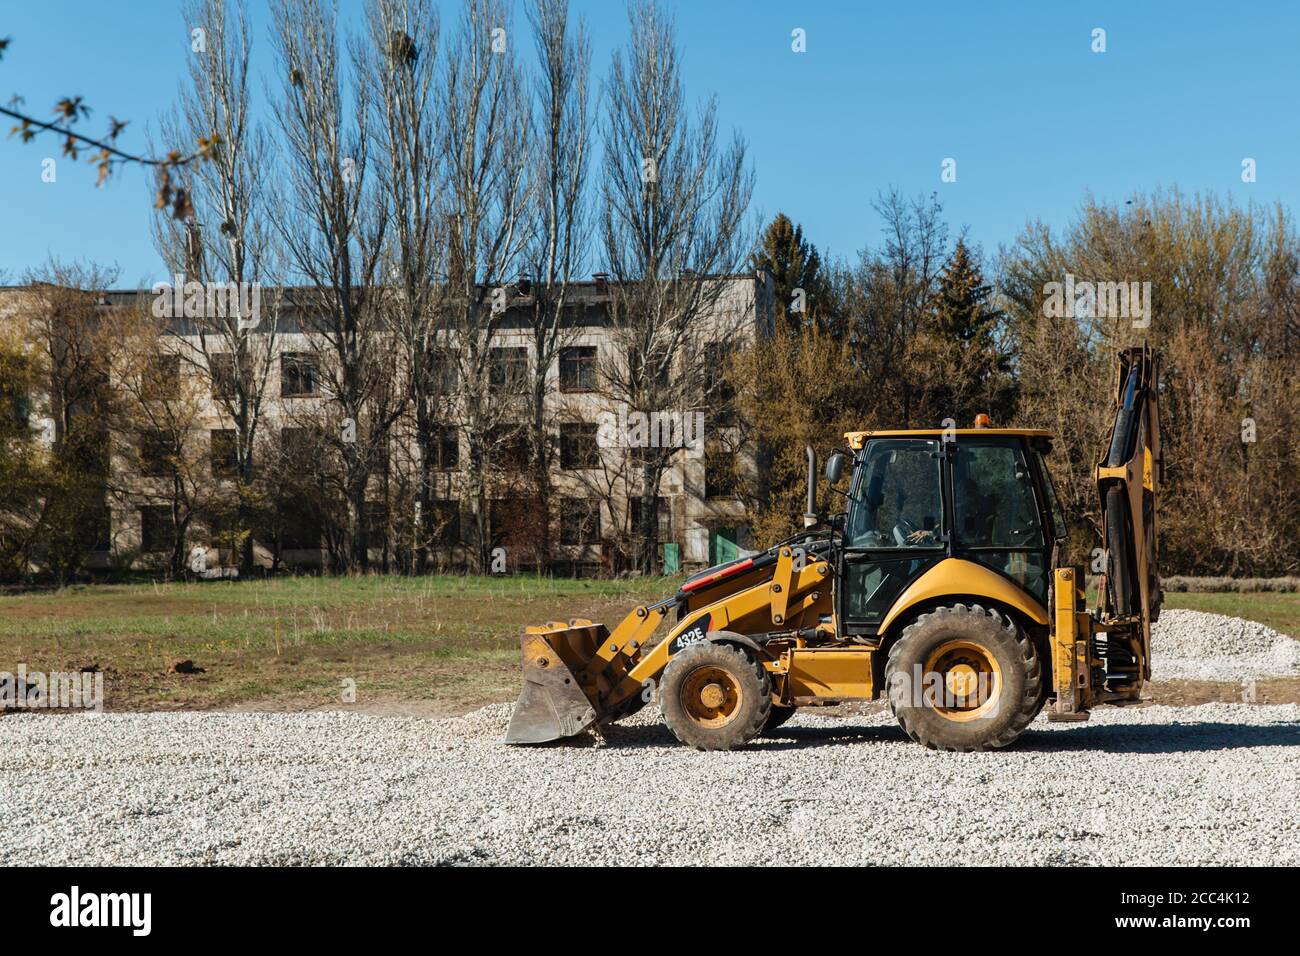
[220, 695, 482, 719]
[1144, 677, 1300, 706]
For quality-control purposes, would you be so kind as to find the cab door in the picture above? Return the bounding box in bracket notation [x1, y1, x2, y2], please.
[838, 438, 948, 636]
[949, 438, 1050, 605]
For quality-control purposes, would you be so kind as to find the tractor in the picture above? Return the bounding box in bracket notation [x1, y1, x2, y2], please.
[505, 346, 1162, 751]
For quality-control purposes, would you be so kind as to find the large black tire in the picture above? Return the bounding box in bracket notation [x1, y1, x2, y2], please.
[763, 704, 797, 733]
[660, 641, 771, 751]
[885, 604, 1041, 752]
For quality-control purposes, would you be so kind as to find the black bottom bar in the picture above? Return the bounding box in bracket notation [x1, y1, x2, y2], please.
[3, 865, 1283, 941]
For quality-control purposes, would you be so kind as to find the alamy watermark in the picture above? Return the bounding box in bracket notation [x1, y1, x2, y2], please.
[597, 408, 705, 450]
[886, 663, 1001, 717]
[151, 275, 262, 330]
[50, 886, 150, 936]
[1, 666, 104, 712]
[1042, 274, 1151, 328]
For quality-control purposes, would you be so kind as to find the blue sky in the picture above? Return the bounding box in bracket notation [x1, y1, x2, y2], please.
[2, 0, 1297, 286]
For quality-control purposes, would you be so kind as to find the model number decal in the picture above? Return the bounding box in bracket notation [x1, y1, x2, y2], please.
[670, 615, 711, 654]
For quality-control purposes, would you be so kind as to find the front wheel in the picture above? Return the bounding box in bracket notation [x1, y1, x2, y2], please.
[885, 604, 1042, 752]
[660, 640, 771, 751]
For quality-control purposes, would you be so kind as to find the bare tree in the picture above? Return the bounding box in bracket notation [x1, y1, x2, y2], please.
[515, 0, 595, 572]
[153, 0, 282, 575]
[835, 189, 951, 427]
[110, 302, 225, 578]
[598, 0, 754, 571]
[271, 0, 400, 572]
[358, 0, 446, 572]
[438, 0, 532, 572]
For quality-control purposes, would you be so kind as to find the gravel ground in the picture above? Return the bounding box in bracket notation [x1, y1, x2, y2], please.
[2, 702, 1296, 866]
[1151, 609, 1300, 681]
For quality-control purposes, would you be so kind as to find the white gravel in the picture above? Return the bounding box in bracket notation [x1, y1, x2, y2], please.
[1151, 609, 1300, 681]
[2, 702, 1296, 866]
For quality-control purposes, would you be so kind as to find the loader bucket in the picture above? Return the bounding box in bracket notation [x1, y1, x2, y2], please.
[504, 620, 606, 744]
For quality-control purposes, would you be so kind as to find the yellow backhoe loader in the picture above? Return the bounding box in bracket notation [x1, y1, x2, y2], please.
[505, 345, 1163, 751]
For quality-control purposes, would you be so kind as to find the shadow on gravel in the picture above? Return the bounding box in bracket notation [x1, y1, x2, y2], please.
[1016, 721, 1300, 754]
[595, 721, 909, 750]
[585, 719, 1300, 754]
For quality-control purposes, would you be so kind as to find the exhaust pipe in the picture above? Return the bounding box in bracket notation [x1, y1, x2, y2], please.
[803, 445, 818, 529]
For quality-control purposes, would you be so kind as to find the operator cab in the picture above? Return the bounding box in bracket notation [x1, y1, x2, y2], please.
[832, 426, 1066, 637]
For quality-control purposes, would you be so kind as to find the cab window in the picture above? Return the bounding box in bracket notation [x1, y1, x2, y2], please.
[846, 440, 943, 549]
[952, 444, 1044, 549]
[1034, 451, 1067, 541]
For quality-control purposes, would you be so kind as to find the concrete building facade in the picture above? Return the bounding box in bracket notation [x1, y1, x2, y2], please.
[0, 271, 774, 576]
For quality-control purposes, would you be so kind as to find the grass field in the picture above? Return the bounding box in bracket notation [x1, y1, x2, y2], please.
[0, 575, 676, 713]
[1, 577, 1296, 713]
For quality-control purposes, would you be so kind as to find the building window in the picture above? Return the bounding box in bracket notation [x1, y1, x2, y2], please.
[432, 425, 459, 470]
[280, 505, 321, 550]
[365, 502, 388, 551]
[279, 426, 316, 466]
[140, 506, 173, 553]
[559, 346, 597, 392]
[705, 441, 741, 499]
[85, 502, 112, 552]
[211, 429, 239, 478]
[703, 342, 736, 425]
[489, 347, 528, 391]
[629, 496, 672, 543]
[430, 500, 461, 547]
[488, 498, 530, 550]
[209, 353, 244, 401]
[559, 499, 601, 547]
[559, 422, 600, 470]
[485, 425, 530, 470]
[281, 352, 320, 397]
[143, 354, 181, 401]
[430, 349, 458, 394]
[2, 383, 30, 427]
[628, 344, 670, 389]
[139, 430, 175, 477]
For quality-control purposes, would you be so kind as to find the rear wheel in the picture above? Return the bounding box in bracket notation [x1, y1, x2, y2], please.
[885, 604, 1041, 752]
[660, 641, 771, 750]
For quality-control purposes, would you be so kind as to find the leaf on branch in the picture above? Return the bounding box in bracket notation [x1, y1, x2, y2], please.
[8, 118, 35, 143]
[107, 116, 128, 141]
[0, 37, 10, 61]
[154, 168, 174, 209]
[53, 96, 90, 123]
[91, 148, 112, 187]
[196, 132, 222, 160]
[61, 133, 79, 160]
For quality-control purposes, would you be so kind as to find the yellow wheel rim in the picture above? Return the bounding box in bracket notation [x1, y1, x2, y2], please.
[680, 665, 743, 727]
[922, 639, 1002, 722]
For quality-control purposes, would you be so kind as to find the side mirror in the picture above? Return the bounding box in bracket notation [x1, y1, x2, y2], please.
[825, 452, 847, 485]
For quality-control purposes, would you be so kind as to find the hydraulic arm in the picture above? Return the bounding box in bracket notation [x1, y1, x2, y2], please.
[1050, 344, 1163, 718]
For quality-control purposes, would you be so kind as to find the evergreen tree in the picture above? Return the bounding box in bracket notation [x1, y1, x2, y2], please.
[911, 239, 1015, 425]
[753, 213, 829, 333]
[932, 239, 1004, 345]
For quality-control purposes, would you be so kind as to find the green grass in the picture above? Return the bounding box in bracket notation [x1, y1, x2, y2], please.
[1163, 592, 1300, 639]
[0, 574, 681, 711]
